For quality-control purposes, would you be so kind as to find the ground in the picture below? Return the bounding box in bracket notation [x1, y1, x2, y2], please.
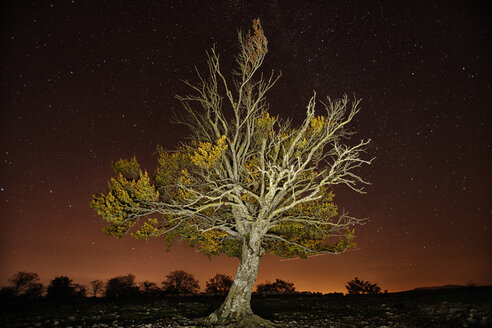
[1, 287, 490, 327]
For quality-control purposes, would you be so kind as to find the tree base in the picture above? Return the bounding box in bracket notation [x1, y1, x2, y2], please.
[197, 312, 279, 328]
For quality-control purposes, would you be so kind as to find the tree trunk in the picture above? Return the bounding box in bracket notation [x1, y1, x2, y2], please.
[203, 236, 277, 327]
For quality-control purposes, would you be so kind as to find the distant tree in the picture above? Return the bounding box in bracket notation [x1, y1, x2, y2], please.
[205, 274, 233, 295]
[8, 271, 44, 299]
[46, 276, 77, 300]
[89, 279, 104, 297]
[139, 280, 161, 298]
[326, 292, 344, 296]
[345, 277, 381, 295]
[256, 279, 295, 295]
[105, 274, 139, 300]
[73, 283, 87, 298]
[365, 283, 381, 294]
[23, 283, 44, 299]
[162, 270, 199, 295]
[298, 291, 323, 296]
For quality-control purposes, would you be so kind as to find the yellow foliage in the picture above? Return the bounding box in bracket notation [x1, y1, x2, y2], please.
[197, 229, 229, 254]
[265, 188, 344, 257]
[309, 116, 327, 133]
[133, 218, 165, 240]
[189, 135, 228, 169]
[244, 156, 262, 191]
[90, 160, 159, 238]
[112, 157, 140, 180]
[155, 149, 197, 202]
[155, 150, 188, 187]
[89, 19, 361, 261]
[256, 112, 275, 131]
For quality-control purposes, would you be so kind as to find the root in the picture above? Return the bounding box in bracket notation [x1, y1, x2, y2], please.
[197, 312, 279, 328]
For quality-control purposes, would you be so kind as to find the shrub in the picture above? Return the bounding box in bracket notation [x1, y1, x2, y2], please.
[139, 280, 161, 298]
[345, 277, 381, 295]
[205, 273, 233, 295]
[46, 276, 85, 300]
[162, 270, 199, 295]
[256, 279, 295, 295]
[105, 274, 140, 300]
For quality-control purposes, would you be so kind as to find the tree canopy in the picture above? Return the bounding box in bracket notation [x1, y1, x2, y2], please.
[89, 279, 104, 298]
[162, 270, 200, 295]
[205, 273, 233, 295]
[104, 274, 139, 300]
[46, 276, 86, 300]
[6, 271, 44, 299]
[90, 19, 371, 260]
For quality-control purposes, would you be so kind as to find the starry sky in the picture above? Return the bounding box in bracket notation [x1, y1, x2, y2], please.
[1, 1, 490, 293]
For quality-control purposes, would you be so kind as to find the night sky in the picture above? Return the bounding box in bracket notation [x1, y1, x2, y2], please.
[1, 1, 490, 293]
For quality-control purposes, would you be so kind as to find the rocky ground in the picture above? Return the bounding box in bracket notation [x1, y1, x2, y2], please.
[1, 287, 491, 327]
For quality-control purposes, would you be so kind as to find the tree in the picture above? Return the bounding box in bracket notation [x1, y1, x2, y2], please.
[105, 274, 139, 300]
[8, 271, 44, 299]
[345, 277, 382, 295]
[162, 270, 199, 295]
[89, 279, 104, 297]
[139, 280, 161, 298]
[205, 273, 233, 295]
[90, 19, 372, 327]
[256, 278, 295, 295]
[73, 283, 87, 298]
[46, 276, 76, 300]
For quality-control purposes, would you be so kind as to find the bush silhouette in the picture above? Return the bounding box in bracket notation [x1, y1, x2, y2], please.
[205, 273, 233, 295]
[89, 279, 104, 297]
[256, 279, 296, 295]
[345, 277, 382, 295]
[139, 280, 161, 298]
[46, 276, 84, 300]
[105, 274, 140, 300]
[72, 283, 87, 298]
[162, 270, 199, 295]
[7, 271, 44, 299]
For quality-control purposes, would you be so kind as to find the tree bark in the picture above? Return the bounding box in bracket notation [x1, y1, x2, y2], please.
[203, 235, 277, 327]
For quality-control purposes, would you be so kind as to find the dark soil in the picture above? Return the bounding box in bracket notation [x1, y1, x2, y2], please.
[1, 287, 490, 327]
